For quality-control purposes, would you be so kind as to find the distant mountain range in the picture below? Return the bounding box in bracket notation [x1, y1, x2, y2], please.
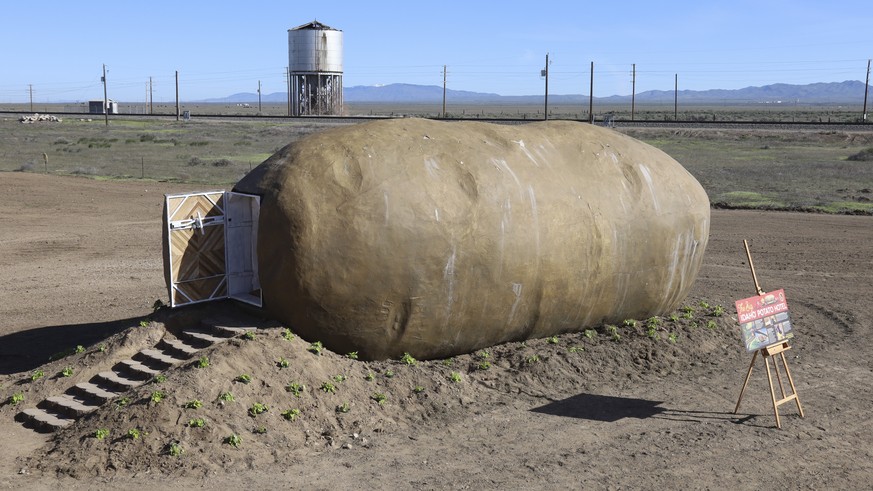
[201, 80, 868, 105]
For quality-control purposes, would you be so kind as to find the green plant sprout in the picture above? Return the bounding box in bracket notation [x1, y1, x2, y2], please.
[477, 361, 491, 371]
[282, 408, 301, 421]
[320, 382, 336, 393]
[281, 328, 295, 341]
[333, 374, 347, 383]
[286, 382, 305, 396]
[61, 367, 74, 377]
[248, 402, 268, 417]
[547, 335, 559, 344]
[698, 301, 710, 309]
[9, 393, 24, 405]
[242, 331, 256, 340]
[623, 319, 638, 328]
[225, 434, 242, 448]
[668, 333, 679, 343]
[139, 320, 150, 327]
[153, 374, 167, 384]
[150, 390, 166, 404]
[31, 369, 44, 381]
[384, 370, 395, 378]
[115, 397, 131, 409]
[449, 372, 462, 382]
[669, 314, 680, 322]
[277, 357, 289, 368]
[707, 320, 718, 329]
[308, 341, 323, 354]
[235, 374, 252, 384]
[94, 428, 109, 440]
[167, 442, 184, 457]
[401, 352, 417, 366]
[365, 372, 375, 381]
[196, 355, 209, 368]
[712, 305, 725, 317]
[584, 329, 597, 339]
[413, 386, 426, 394]
[526, 355, 540, 364]
[253, 426, 267, 434]
[127, 428, 141, 440]
[183, 399, 202, 409]
[98, 344, 107, 353]
[345, 351, 359, 360]
[336, 402, 351, 413]
[370, 392, 388, 405]
[75, 345, 85, 354]
[187, 418, 206, 428]
[218, 391, 235, 402]
[568, 346, 584, 353]
[476, 350, 490, 359]
[442, 358, 454, 366]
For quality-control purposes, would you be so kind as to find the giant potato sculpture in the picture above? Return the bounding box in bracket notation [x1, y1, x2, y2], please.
[234, 118, 709, 360]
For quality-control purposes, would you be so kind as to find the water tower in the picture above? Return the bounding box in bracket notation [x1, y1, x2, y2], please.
[288, 21, 343, 116]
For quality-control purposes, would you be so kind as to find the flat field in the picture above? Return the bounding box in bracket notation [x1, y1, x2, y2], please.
[0, 119, 872, 489]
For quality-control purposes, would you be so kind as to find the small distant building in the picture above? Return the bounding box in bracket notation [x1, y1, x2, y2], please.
[89, 99, 118, 114]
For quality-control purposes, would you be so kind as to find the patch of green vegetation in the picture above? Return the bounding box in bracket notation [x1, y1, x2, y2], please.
[547, 335, 559, 344]
[320, 382, 336, 393]
[384, 370, 395, 378]
[449, 372, 462, 383]
[74, 345, 85, 354]
[31, 369, 44, 381]
[336, 402, 351, 413]
[195, 355, 209, 368]
[286, 382, 305, 396]
[235, 374, 252, 384]
[281, 328, 295, 341]
[61, 367, 74, 377]
[225, 434, 242, 448]
[526, 354, 541, 364]
[183, 399, 202, 409]
[277, 357, 289, 368]
[345, 351, 358, 360]
[714, 191, 785, 209]
[9, 393, 24, 405]
[150, 390, 167, 404]
[248, 402, 268, 417]
[127, 428, 141, 440]
[281, 408, 301, 421]
[187, 418, 206, 428]
[308, 341, 323, 355]
[370, 392, 388, 405]
[218, 391, 235, 402]
[115, 397, 131, 409]
[477, 361, 491, 371]
[94, 428, 109, 440]
[413, 386, 426, 394]
[153, 374, 167, 384]
[812, 201, 873, 214]
[242, 331, 256, 340]
[167, 442, 184, 457]
[568, 346, 584, 353]
[401, 352, 417, 366]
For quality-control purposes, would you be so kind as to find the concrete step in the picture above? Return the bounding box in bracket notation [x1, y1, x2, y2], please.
[73, 382, 120, 402]
[181, 330, 226, 346]
[44, 394, 99, 418]
[117, 359, 161, 379]
[159, 338, 199, 358]
[137, 348, 186, 368]
[16, 408, 73, 431]
[95, 371, 144, 391]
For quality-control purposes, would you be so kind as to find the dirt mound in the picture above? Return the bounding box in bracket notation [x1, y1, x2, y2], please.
[7, 300, 738, 479]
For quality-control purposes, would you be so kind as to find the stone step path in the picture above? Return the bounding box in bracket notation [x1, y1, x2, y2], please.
[15, 321, 255, 433]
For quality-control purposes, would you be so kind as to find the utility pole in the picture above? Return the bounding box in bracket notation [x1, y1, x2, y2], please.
[864, 59, 871, 123]
[258, 80, 262, 113]
[286, 67, 291, 117]
[102, 64, 109, 126]
[631, 64, 636, 120]
[442, 65, 447, 118]
[588, 61, 594, 124]
[543, 53, 549, 121]
[674, 73, 678, 120]
[28, 84, 33, 113]
[175, 70, 180, 121]
[149, 76, 153, 114]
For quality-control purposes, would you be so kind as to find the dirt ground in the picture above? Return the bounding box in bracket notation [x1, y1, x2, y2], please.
[1, 173, 872, 489]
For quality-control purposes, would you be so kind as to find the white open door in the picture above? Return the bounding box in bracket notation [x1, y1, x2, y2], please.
[164, 191, 262, 308]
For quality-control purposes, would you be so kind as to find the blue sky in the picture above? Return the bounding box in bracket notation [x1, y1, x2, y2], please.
[1, 0, 870, 103]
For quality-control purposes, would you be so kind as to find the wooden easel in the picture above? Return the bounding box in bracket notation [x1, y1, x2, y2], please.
[733, 240, 804, 429]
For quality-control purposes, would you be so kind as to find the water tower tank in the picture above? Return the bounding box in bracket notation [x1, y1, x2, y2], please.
[288, 21, 343, 116]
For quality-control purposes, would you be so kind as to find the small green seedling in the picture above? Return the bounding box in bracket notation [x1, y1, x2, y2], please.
[74, 345, 85, 354]
[98, 344, 107, 353]
[336, 402, 351, 413]
[94, 428, 109, 440]
[712, 305, 725, 317]
[308, 341, 323, 355]
[669, 314, 680, 322]
[384, 370, 395, 378]
[218, 391, 235, 402]
[281, 328, 295, 341]
[285, 382, 305, 397]
[370, 392, 388, 405]
[413, 386, 425, 394]
[127, 428, 141, 440]
[606, 325, 621, 342]
[115, 397, 131, 409]
[345, 351, 359, 360]
[196, 355, 209, 368]
[583, 329, 597, 339]
[281, 408, 301, 421]
[698, 301, 710, 309]
[235, 374, 252, 384]
[442, 357, 454, 366]
[449, 372, 462, 383]
[61, 367, 74, 377]
[682, 311, 694, 320]
[139, 320, 150, 327]
[333, 374, 347, 383]
[568, 346, 584, 353]
[242, 331, 256, 340]
[623, 319, 638, 328]
[401, 352, 417, 366]
[225, 434, 242, 448]
[476, 350, 490, 359]
[364, 372, 375, 381]
[707, 320, 718, 329]
[647, 325, 658, 338]
[646, 317, 661, 327]
[668, 333, 679, 343]
[187, 418, 206, 428]
[547, 335, 559, 344]
[277, 357, 289, 368]
[183, 399, 202, 409]
[167, 442, 184, 457]
[320, 382, 336, 393]
[9, 393, 24, 405]
[31, 369, 44, 381]
[253, 426, 267, 434]
[248, 402, 268, 417]
[150, 390, 167, 404]
[153, 374, 167, 384]
[526, 355, 540, 364]
[681, 305, 695, 314]
[477, 361, 491, 371]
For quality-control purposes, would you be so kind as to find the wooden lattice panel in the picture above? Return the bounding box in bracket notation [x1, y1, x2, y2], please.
[166, 192, 227, 306]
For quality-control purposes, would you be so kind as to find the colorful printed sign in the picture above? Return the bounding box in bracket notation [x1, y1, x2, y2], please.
[734, 289, 794, 352]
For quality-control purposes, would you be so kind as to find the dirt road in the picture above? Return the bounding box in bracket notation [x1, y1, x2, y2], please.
[1, 173, 871, 489]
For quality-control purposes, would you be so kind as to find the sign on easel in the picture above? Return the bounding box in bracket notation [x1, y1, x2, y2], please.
[732, 240, 804, 429]
[735, 289, 794, 352]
